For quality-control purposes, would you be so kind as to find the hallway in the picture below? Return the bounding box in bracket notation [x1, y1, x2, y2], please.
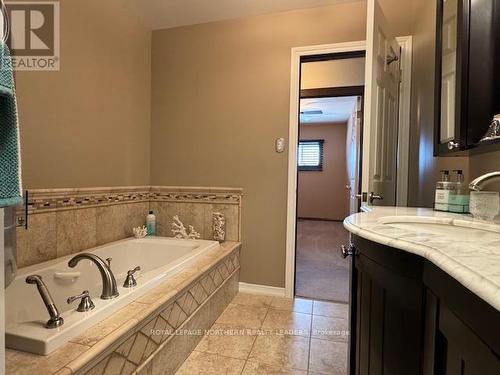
[295, 220, 350, 302]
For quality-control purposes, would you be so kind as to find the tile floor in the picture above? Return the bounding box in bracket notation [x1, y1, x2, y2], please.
[175, 293, 350, 374]
[296, 220, 350, 302]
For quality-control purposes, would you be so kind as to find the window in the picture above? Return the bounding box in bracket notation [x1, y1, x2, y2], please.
[298, 140, 324, 171]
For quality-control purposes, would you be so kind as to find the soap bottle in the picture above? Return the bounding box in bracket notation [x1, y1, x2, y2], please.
[449, 170, 470, 213]
[434, 170, 452, 212]
[146, 211, 156, 236]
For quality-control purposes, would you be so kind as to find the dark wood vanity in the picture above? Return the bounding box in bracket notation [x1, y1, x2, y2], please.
[349, 235, 500, 374]
[434, 0, 500, 155]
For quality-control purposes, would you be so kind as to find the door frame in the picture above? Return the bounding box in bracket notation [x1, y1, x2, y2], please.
[285, 37, 412, 297]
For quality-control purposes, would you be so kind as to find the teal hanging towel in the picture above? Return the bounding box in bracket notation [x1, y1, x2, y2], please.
[0, 41, 22, 207]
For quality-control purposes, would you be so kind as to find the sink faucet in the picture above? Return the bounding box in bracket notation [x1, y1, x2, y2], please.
[68, 253, 119, 300]
[26, 275, 64, 329]
[469, 171, 500, 191]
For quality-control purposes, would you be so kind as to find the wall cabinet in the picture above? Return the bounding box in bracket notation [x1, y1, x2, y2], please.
[350, 235, 500, 374]
[434, 0, 500, 155]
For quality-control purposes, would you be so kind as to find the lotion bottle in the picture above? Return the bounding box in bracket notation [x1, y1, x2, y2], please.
[449, 170, 470, 213]
[146, 211, 156, 236]
[435, 170, 452, 212]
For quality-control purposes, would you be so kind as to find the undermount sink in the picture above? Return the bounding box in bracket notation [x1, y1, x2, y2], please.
[377, 215, 500, 238]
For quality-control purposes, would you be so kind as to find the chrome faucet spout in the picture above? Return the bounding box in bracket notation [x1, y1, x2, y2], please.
[26, 275, 64, 329]
[68, 253, 119, 300]
[469, 171, 500, 191]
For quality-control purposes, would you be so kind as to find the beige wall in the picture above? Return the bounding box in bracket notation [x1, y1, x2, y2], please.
[298, 123, 349, 220]
[16, 0, 152, 189]
[301, 58, 365, 89]
[14, 0, 416, 286]
[150, 2, 369, 287]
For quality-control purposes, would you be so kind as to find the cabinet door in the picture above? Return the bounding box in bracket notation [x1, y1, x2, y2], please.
[466, 0, 500, 147]
[354, 252, 424, 375]
[435, 0, 463, 154]
[435, 304, 500, 375]
[435, 0, 500, 155]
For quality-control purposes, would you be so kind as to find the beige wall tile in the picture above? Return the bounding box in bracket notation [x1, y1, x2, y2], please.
[180, 203, 206, 239]
[208, 278, 232, 324]
[150, 202, 242, 242]
[182, 305, 215, 354]
[151, 201, 208, 240]
[96, 202, 149, 244]
[17, 194, 240, 269]
[149, 201, 183, 237]
[16, 212, 57, 267]
[56, 208, 97, 257]
[148, 325, 193, 374]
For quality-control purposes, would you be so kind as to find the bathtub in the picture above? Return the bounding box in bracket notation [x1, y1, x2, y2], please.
[5, 237, 220, 355]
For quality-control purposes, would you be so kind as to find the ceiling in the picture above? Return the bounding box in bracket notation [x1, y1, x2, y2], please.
[123, 0, 353, 30]
[300, 96, 358, 124]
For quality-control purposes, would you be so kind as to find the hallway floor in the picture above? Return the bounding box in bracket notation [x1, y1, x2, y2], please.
[176, 293, 349, 374]
[295, 220, 350, 303]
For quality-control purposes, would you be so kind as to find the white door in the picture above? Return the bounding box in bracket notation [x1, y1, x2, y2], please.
[361, 0, 401, 206]
[346, 97, 362, 214]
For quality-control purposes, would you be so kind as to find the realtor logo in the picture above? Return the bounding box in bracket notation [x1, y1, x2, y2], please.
[1, 1, 60, 70]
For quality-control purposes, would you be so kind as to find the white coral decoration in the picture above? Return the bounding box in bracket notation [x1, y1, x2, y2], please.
[133, 225, 148, 239]
[212, 212, 226, 242]
[171, 215, 201, 239]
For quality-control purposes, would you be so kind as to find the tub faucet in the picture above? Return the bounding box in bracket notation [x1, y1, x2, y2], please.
[469, 171, 500, 191]
[26, 275, 64, 329]
[68, 253, 119, 300]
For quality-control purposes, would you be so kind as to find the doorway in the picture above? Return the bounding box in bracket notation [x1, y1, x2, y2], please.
[295, 55, 365, 302]
[285, 38, 412, 299]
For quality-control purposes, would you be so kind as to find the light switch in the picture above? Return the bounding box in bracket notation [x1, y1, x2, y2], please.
[275, 138, 285, 153]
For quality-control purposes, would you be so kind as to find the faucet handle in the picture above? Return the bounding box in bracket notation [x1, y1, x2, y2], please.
[106, 258, 112, 269]
[67, 290, 95, 312]
[123, 266, 141, 288]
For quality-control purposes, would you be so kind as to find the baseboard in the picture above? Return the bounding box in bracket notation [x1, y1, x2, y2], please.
[238, 282, 286, 297]
[297, 217, 344, 222]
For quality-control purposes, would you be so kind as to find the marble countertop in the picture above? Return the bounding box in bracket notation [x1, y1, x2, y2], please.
[344, 207, 500, 312]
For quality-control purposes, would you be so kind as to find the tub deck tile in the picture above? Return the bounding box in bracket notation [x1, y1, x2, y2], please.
[6, 342, 89, 375]
[6, 241, 241, 375]
[70, 302, 149, 347]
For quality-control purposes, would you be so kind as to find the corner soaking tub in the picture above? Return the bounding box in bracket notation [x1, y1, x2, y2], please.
[6, 237, 220, 355]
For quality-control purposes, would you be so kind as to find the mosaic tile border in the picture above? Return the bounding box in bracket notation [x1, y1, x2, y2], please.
[78, 250, 240, 375]
[148, 186, 241, 205]
[17, 186, 243, 215]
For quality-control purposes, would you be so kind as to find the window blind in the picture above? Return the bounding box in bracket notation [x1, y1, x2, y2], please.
[298, 140, 324, 171]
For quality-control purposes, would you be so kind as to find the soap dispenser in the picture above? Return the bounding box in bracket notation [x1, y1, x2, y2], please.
[435, 170, 453, 212]
[449, 170, 470, 213]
